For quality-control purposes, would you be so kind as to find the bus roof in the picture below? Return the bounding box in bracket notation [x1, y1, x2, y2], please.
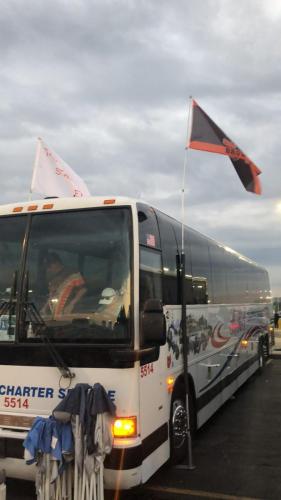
[0, 196, 139, 216]
[0, 196, 267, 272]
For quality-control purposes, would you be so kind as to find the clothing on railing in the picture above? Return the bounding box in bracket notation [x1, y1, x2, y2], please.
[23, 416, 73, 465]
[23, 383, 116, 500]
[23, 416, 74, 499]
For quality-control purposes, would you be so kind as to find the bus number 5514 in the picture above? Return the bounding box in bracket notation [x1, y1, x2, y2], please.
[140, 364, 154, 378]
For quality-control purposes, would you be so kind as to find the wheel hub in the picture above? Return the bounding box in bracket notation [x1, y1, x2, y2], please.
[172, 400, 188, 449]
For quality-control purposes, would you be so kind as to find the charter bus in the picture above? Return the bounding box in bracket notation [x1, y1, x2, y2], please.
[0, 196, 272, 489]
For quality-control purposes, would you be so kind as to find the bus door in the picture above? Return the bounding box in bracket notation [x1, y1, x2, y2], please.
[138, 204, 169, 481]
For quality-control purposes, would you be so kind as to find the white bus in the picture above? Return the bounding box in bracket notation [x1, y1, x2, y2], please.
[0, 196, 272, 490]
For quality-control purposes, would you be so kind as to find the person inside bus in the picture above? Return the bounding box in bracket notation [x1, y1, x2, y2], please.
[93, 277, 130, 329]
[41, 252, 87, 318]
[92, 288, 123, 328]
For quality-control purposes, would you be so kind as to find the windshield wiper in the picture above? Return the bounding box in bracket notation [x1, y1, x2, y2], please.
[23, 272, 75, 380]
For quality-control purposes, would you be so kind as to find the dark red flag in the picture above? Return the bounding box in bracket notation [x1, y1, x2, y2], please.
[187, 99, 262, 195]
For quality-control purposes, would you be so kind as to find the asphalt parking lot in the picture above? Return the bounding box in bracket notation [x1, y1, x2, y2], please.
[146, 360, 281, 500]
[6, 341, 281, 500]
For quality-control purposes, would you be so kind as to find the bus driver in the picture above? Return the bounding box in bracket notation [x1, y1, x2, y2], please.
[41, 253, 87, 319]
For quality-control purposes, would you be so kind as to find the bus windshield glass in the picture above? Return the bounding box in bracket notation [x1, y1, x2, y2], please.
[23, 207, 132, 343]
[0, 215, 27, 341]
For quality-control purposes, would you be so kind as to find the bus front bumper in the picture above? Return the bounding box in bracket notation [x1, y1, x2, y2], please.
[0, 430, 143, 490]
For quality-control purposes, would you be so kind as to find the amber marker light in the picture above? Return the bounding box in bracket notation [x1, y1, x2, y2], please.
[113, 416, 137, 438]
[241, 339, 249, 348]
[166, 376, 175, 393]
[104, 199, 116, 205]
[43, 203, 54, 210]
[27, 205, 38, 211]
[13, 207, 23, 213]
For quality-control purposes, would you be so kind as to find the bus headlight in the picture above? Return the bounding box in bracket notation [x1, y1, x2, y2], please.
[113, 416, 137, 438]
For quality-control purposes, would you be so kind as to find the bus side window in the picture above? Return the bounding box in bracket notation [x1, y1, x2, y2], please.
[192, 277, 208, 304]
[139, 247, 162, 310]
[188, 228, 211, 304]
[138, 203, 162, 309]
[208, 241, 227, 304]
[137, 203, 160, 250]
[156, 211, 178, 305]
[172, 221, 193, 305]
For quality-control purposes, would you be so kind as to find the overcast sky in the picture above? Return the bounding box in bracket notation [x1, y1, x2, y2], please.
[1, 0, 281, 296]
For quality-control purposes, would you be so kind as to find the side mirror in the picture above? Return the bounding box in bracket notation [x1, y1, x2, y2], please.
[141, 299, 166, 346]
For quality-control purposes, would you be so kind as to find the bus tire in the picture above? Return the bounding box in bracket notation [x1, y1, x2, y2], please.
[263, 334, 270, 357]
[258, 340, 265, 373]
[169, 381, 195, 464]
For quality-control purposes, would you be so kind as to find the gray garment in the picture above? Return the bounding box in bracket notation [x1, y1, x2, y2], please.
[53, 383, 91, 427]
[53, 383, 116, 473]
[84, 413, 114, 477]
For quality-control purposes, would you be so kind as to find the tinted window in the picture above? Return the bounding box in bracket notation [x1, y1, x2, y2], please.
[156, 211, 178, 305]
[139, 247, 162, 309]
[224, 250, 237, 303]
[192, 277, 208, 304]
[208, 242, 227, 303]
[137, 203, 160, 249]
[189, 229, 211, 303]
[0, 215, 27, 342]
[235, 259, 253, 304]
[171, 221, 193, 304]
[208, 246, 269, 305]
[249, 267, 270, 303]
[172, 221, 192, 275]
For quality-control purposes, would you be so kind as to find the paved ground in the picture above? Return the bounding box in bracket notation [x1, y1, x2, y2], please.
[6, 332, 281, 500]
[146, 360, 281, 500]
[271, 328, 281, 357]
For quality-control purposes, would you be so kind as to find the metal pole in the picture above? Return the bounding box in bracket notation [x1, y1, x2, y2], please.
[29, 137, 42, 201]
[177, 251, 195, 470]
[176, 96, 195, 470]
[181, 97, 193, 254]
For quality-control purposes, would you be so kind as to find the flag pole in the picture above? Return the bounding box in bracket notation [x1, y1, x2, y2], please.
[29, 137, 42, 201]
[181, 97, 193, 252]
[176, 96, 195, 471]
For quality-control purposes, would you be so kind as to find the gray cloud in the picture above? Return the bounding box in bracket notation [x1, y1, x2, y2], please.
[1, 0, 281, 295]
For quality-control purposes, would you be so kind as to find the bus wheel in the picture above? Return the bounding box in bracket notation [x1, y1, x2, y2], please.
[170, 384, 195, 464]
[258, 340, 265, 373]
[263, 335, 270, 357]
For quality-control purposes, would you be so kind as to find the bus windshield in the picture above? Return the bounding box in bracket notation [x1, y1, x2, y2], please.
[0, 207, 132, 344]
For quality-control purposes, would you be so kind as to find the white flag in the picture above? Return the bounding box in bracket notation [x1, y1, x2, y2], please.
[31, 138, 90, 198]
